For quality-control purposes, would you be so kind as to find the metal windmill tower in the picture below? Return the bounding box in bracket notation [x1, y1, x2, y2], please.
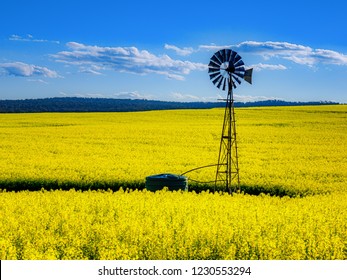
[208, 49, 253, 193]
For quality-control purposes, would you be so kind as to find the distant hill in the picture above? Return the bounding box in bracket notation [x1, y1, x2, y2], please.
[0, 97, 339, 113]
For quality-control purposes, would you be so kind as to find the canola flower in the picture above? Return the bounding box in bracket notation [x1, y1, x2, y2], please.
[0, 189, 346, 260]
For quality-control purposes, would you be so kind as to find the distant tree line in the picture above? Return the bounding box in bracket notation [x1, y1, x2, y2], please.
[0, 97, 339, 113]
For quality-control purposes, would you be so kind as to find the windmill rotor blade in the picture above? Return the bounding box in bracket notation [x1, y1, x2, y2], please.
[234, 59, 244, 68]
[215, 51, 224, 64]
[209, 71, 220, 80]
[208, 65, 220, 70]
[220, 49, 227, 62]
[225, 49, 231, 62]
[229, 51, 237, 64]
[232, 74, 241, 84]
[212, 75, 223, 85]
[209, 60, 220, 68]
[233, 54, 242, 64]
[211, 55, 222, 65]
[234, 66, 245, 76]
[222, 78, 227, 91]
[244, 68, 253, 84]
[233, 71, 244, 79]
[208, 67, 219, 73]
[217, 77, 224, 89]
[235, 66, 245, 72]
[208, 67, 220, 71]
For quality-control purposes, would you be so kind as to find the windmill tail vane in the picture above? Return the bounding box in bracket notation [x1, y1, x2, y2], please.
[208, 48, 253, 193]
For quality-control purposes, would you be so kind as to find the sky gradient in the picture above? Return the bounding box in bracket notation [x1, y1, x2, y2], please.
[0, 0, 346, 102]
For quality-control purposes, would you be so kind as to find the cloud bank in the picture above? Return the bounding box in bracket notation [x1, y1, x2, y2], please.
[53, 42, 206, 80]
[9, 34, 60, 44]
[199, 41, 347, 67]
[0, 62, 58, 78]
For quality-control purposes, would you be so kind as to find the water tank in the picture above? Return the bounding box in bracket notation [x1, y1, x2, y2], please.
[145, 173, 188, 191]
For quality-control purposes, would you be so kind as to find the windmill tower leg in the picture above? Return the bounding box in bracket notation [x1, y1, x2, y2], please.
[215, 76, 240, 193]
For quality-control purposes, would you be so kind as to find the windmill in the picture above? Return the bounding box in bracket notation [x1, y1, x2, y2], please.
[208, 49, 253, 193]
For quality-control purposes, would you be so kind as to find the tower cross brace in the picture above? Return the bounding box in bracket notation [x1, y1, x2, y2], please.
[215, 73, 240, 193]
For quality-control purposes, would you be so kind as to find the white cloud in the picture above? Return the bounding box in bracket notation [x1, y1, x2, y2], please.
[0, 62, 59, 78]
[58, 91, 152, 100]
[250, 63, 287, 71]
[233, 41, 316, 66]
[113, 91, 152, 100]
[58, 92, 108, 98]
[198, 44, 232, 51]
[164, 44, 194, 56]
[234, 94, 279, 102]
[84, 93, 107, 98]
[234, 41, 311, 56]
[79, 68, 103, 75]
[27, 79, 49, 84]
[171, 92, 200, 101]
[171, 92, 222, 102]
[313, 49, 347, 65]
[166, 73, 186, 81]
[9, 34, 60, 44]
[78, 65, 104, 75]
[53, 42, 206, 80]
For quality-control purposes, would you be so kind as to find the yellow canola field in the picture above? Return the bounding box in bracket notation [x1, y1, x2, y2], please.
[0, 105, 346, 195]
[0, 105, 347, 260]
[1, 189, 346, 260]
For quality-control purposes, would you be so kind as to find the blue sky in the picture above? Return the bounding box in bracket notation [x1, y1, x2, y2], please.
[0, 0, 346, 102]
